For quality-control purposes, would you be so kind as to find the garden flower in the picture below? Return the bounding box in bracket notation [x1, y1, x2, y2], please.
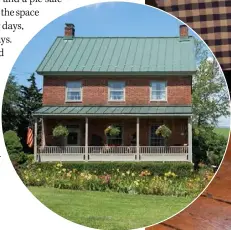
[117, 169, 120, 172]
[126, 170, 130, 175]
[62, 168, 66, 172]
[67, 172, 72, 178]
[121, 173, 125, 176]
[131, 173, 135, 177]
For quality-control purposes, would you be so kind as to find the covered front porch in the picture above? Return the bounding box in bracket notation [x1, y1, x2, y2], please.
[33, 106, 193, 162]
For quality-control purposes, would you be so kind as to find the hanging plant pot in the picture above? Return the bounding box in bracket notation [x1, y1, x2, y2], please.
[52, 124, 69, 146]
[104, 125, 121, 137]
[155, 124, 172, 147]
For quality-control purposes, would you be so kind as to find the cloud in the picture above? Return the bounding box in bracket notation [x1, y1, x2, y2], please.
[86, 2, 115, 10]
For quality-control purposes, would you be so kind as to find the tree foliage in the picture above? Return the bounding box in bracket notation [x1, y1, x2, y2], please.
[2, 73, 42, 153]
[4, 130, 23, 155]
[18, 73, 42, 152]
[192, 40, 230, 166]
[192, 58, 229, 128]
[2, 75, 21, 132]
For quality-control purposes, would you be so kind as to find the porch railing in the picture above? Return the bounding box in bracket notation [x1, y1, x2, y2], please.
[38, 146, 85, 154]
[37, 145, 189, 162]
[88, 146, 136, 154]
[139, 146, 188, 154]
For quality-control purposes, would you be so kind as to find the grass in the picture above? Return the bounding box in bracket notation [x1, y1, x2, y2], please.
[214, 127, 230, 139]
[29, 187, 193, 230]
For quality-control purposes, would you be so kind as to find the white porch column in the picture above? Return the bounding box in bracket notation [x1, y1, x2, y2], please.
[34, 118, 38, 162]
[136, 117, 140, 161]
[85, 117, 88, 161]
[41, 118, 46, 147]
[188, 116, 193, 163]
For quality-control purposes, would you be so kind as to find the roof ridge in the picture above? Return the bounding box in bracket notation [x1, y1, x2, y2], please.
[57, 36, 194, 39]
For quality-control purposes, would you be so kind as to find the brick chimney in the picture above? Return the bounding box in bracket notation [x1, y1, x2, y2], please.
[179, 24, 188, 38]
[64, 23, 75, 37]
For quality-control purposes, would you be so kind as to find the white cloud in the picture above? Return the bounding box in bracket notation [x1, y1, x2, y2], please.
[86, 2, 115, 10]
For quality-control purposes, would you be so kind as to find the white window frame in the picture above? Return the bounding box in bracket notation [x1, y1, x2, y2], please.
[65, 81, 82, 102]
[108, 81, 125, 102]
[150, 81, 167, 102]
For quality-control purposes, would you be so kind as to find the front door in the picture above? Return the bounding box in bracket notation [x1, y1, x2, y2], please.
[66, 126, 80, 146]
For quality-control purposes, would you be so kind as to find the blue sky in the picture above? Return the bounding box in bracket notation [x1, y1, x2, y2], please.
[11, 2, 229, 127]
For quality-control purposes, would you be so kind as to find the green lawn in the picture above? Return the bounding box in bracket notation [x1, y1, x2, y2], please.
[214, 127, 230, 139]
[29, 187, 193, 230]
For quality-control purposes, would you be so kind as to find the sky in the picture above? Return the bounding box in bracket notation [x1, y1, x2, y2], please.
[11, 2, 230, 127]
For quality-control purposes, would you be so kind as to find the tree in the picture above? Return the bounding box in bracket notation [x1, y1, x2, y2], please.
[18, 73, 42, 152]
[192, 58, 229, 128]
[192, 40, 230, 166]
[2, 75, 21, 132]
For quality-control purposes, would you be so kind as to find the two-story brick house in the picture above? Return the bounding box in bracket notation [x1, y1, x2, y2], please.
[33, 23, 196, 162]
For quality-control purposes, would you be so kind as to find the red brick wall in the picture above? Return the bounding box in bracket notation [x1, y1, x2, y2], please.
[43, 76, 192, 105]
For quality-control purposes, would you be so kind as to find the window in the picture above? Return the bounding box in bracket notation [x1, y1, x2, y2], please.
[150, 81, 167, 101]
[66, 81, 82, 101]
[106, 125, 123, 146]
[150, 124, 165, 146]
[66, 125, 80, 146]
[108, 81, 125, 101]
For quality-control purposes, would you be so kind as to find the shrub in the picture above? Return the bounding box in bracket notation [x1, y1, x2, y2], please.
[52, 125, 69, 137]
[193, 127, 227, 168]
[21, 162, 194, 178]
[4, 130, 23, 155]
[10, 153, 28, 165]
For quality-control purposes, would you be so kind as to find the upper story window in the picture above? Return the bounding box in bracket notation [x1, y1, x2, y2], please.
[66, 81, 82, 102]
[150, 81, 167, 101]
[108, 81, 125, 101]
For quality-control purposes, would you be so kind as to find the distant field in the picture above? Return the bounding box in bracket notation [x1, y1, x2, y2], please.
[214, 127, 230, 139]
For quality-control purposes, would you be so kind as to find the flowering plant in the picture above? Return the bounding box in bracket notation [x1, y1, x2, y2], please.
[104, 125, 120, 136]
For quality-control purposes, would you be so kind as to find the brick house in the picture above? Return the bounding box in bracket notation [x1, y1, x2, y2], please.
[33, 23, 196, 162]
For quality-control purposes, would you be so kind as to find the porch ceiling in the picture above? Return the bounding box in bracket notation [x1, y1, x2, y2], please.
[33, 105, 192, 117]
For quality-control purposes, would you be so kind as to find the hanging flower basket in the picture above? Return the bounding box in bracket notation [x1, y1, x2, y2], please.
[155, 124, 172, 146]
[52, 124, 69, 146]
[104, 125, 120, 137]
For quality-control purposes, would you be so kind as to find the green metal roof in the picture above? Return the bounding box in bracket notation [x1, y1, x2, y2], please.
[34, 105, 192, 117]
[36, 37, 196, 75]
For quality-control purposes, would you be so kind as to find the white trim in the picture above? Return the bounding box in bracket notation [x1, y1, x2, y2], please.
[108, 80, 125, 102]
[150, 80, 167, 102]
[65, 81, 83, 102]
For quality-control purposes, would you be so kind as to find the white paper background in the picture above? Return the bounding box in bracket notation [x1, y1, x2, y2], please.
[0, 1, 146, 230]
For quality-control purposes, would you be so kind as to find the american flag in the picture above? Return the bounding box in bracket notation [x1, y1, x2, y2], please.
[26, 127, 33, 148]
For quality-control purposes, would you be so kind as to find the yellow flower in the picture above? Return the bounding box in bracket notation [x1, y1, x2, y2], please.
[131, 173, 135, 177]
[126, 170, 130, 175]
[56, 163, 63, 168]
[62, 168, 66, 172]
[67, 172, 72, 178]
[121, 173, 125, 176]
[25, 176, 29, 180]
[36, 179, 40, 182]
[38, 168, 41, 172]
[117, 169, 120, 172]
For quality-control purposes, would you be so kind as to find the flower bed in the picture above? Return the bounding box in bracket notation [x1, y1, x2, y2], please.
[19, 162, 214, 197]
